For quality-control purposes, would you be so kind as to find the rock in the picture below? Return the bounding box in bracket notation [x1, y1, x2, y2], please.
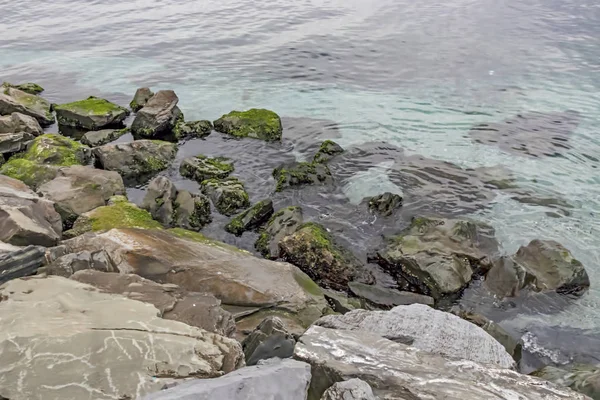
[71, 269, 236, 337]
[322, 289, 364, 314]
[54, 96, 129, 130]
[142, 175, 178, 225]
[315, 304, 515, 369]
[294, 326, 586, 400]
[0, 86, 54, 126]
[174, 190, 212, 230]
[532, 364, 600, 400]
[142, 358, 311, 400]
[130, 87, 154, 112]
[93, 140, 177, 182]
[201, 177, 250, 216]
[131, 90, 183, 140]
[247, 335, 296, 366]
[374, 216, 499, 299]
[0, 276, 244, 400]
[38, 165, 126, 228]
[279, 222, 366, 291]
[0, 174, 62, 246]
[0, 112, 43, 135]
[320, 379, 376, 400]
[313, 140, 344, 164]
[2, 82, 44, 95]
[242, 316, 294, 363]
[174, 120, 213, 139]
[0, 245, 45, 284]
[43, 249, 117, 277]
[225, 199, 274, 236]
[273, 161, 333, 192]
[214, 108, 283, 141]
[180, 155, 234, 182]
[80, 127, 129, 147]
[255, 206, 303, 259]
[368, 192, 403, 216]
[0, 132, 34, 155]
[348, 282, 434, 308]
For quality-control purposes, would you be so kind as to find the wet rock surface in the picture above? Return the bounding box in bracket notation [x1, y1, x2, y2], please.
[201, 176, 250, 216]
[214, 108, 283, 141]
[242, 316, 295, 365]
[273, 161, 333, 192]
[367, 191, 403, 216]
[0, 112, 43, 135]
[320, 379, 377, 400]
[130, 87, 154, 112]
[532, 364, 600, 400]
[0, 245, 45, 284]
[80, 127, 128, 146]
[175, 119, 213, 139]
[225, 199, 274, 236]
[180, 154, 234, 182]
[0, 86, 54, 126]
[43, 249, 117, 277]
[348, 281, 434, 307]
[131, 90, 183, 140]
[54, 96, 129, 130]
[255, 206, 303, 259]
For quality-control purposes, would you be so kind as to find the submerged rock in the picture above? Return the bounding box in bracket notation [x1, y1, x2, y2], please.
[348, 281, 434, 308]
[532, 364, 600, 400]
[0, 86, 54, 126]
[225, 199, 274, 236]
[80, 127, 128, 147]
[255, 206, 303, 259]
[201, 177, 250, 216]
[367, 191, 403, 216]
[313, 140, 344, 164]
[43, 249, 117, 277]
[0, 276, 244, 400]
[130, 87, 154, 112]
[54, 96, 129, 130]
[2, 82, 44, 95]
[131, 90, 183, 140]
[214, 108, 282, 141]
[180, 154, 234, 182]
[320, 379, 376, 400]
[174, 119, 213, 139]
[0, 112, 43, 135]
[273, 161, 333, 192]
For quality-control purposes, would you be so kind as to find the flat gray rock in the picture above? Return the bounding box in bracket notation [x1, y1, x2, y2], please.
[0, 87, 54, 126]
[81, 128, 128, 147]
[320, 379, 377, 400]
[0, 112, 43, 135]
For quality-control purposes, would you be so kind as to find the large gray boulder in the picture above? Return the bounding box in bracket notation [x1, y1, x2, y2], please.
[0, 112, 43, 135]
[255, 206, 303, 259]
[143, 358, 311, 400]
[0, 86, 54, 126]
[320, 379, 377, 400]
[0, 276, 244, 400]
[294, 326, 588, 400]
[131, 90, 183, 139]
[315, 304, 515, 369]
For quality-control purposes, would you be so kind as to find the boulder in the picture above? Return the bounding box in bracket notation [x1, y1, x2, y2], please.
[93, 140, 177, 182]
[174, 120, 213, 139]
[214, 108, 282, 141]
[348, 282, 434, 308]
[131, 90, 183, 139]
[242, 316, 294, 364]
[225, 199, 274, 236]
[142, 175, 177, 225]
[0, 112, 43, 135]
[71, 269, 236, 337]
[80, 127, 129, 147]
[320, 379, 376, 400]
[374, 216, 499, 299]
[201, 177, 250, 216]
[255, 206, 303, 259]
[42, 249, 116, 277]
[2, 82, 44, 95]
[0, 86, 54, 126]
[180, 155, 234, 182]
[322, 289, 364, 314]
[38, 166, 126, 228]
[246, 335, 295, 366]
[173, 190, 212, 230]
[294, 326, 586, 400]
[315, 304, 515, 369]
[0, 276, 244, 400]
[130, 87, 154, 112]
[0, 132, 34, 155]
[532, 364, 600, 400]
[313, 140, 344, 164]
[142, 358, 311, 400]
[0, 245, 46, 284]
[368, 192, 403, 216]
[0, 174, 62, 246]
[273, 161, 332, 192]
[54, 96, 129, 130]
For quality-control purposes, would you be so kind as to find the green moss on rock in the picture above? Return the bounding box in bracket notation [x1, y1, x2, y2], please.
[3, 82, 44, 95]
[214, 108, 283, 141]
[168, 227, 249, 253]
[180, 155, 234, 183]
[225, 199, 274, 236]
[201, 176, 250, 216]
[54, 96, 129, 130]
[0, 158, 58, 189]
[313, 140, 344, 163]
[273, 161, 332, 192]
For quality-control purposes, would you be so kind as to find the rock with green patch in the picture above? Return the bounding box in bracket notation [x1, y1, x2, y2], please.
[531, 364, 600, 399]
[92, 140, 177, 183]
[225, 199, 274, 236]
[313, 140, 344, 164]
[0, 159, 58, 190]
[201, 177, 250, 216]
[374, 216, 499, 299]
[180, 155, 234, 182]
[0, 112, 43, 136]
[368, 192, 403, 216]
[80, 128, 129, 147]
[129, 87, 154, 112]
[174, 190, 212, 230]
[255, 206, 303, 259]
[348, 282, 434, 308]
[2, 82, 44, 95]
[131, 90, 183, 140]
[214, 108, 283, 141]
[174, 120, 213, 139]
[273, 161, 332, 192]
[54, 96, 129, 130]
[0, 86, 54, 126]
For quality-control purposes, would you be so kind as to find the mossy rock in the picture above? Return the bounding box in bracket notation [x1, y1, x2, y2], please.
[81, 128, 129, 147]
[2, 82, 44, 95]
[368, 192, 403, 216]
[168, 227, 248, 253]
[173, 120, 213, 140]
[313, 140, 344, 163]
[214, 108, 282, 141]
[0, 86, 54, 126]
[0, 159, 58, 189]
[201, 177, 250, 216]
[225, 199, 274, 236]
[255, 206, 303, 259]
[180, 155, 234, 183]
[129, 87, 154, 112]
[273, 161, 332, 192]
[54, 96, 129, 130]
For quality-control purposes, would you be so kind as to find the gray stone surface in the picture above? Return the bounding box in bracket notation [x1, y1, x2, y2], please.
[81, 128, 128, 147]
[315, 304, 515, 369]
[242, 316, 291, 361]
[130, 87, 154, 112]
[0, 132, 34, 155]
[255, 205, 303, 259]
[43, 249, 117, 277]
[0, 112, 43, 135]
[201, 176, 250, 216]
[143, 358, 311, 400]
[532, 364, 600, 400]
[348, 282, 434, 308]
[131, 90, 183, 139]
[0, 87, 54, 126]
[0, 244, 45, 284]
[320, 379, 377, 400]
[225, 199, 274, 236]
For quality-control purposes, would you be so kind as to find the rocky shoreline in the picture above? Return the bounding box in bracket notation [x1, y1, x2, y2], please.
[0, 81, 597, 399]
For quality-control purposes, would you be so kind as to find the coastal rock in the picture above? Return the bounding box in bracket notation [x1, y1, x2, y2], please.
[142, 175, 178, 225]
[315, 304, 515, 369]
[0, 174, 62, 246]
[38, 165, 126, 228]
[180, 155, 234, 182]
[313, 140, 344, 164]
[0, 112, 43, 135]
[532, 364, 600, 400]
[273, 161, 332, 192]
[71, 269, 236, 337]
[131, 90, 183, 140]
[201, 177, 250, 216]
[255, 206, 303, 259]
[368, 192, 403, 216]
[0, 132, 34, 155]
[142, 358, 311, 400]
[0, 276, 244, 400]
[320, 379, 376, 400]
[174, 120, 213, 139]
[242, 316, 294, 364]
[0, 86, 54, 126]
[225, 199, 274, 236]
[214, 108, 282, 141]
[54, 96, 129, 130]
[374, 216, 499, 299]
[173, 190, 212, 230]
[0, 245, 45, 284]
[93, 139, 177, 182]
[294, 325, 587, 400]
[322, 289, 363, 314]
[80, 127, 129, 147]
[2, 82, 44, 95]
[43, 249, 117, 277]
[348, 281, 434, 308]
[246, 335, 296, 366]
[130, 87, 154, 112]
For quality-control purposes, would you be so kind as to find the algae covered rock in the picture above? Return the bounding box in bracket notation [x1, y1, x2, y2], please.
[273, 161, 332, 192]
[54, 96, 129, 130]
[201, 177, 250, 216]
[131, 90, 183, 140]
[214, 108, 283, 141]
[313, 140, 344, 163]
[0, 112, 43, 136]
[0, 86, 54, 126]
[2, 82, 44, 95]
[348, 282, 434, 308]
[174, 119, 213, 139]
[129, 87, 154, 112]
[174, 189, 212, 230]
[225, 199, 274, 236]
[255, 206, 303, 259]
[368, 192, 403, 216]
[80, 127, 128, 147]
[180, 155, 234, 182]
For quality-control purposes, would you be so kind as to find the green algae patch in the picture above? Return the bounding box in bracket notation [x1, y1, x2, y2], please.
[2, 82, 44, 95]
[168, 227, 249, 253]
[292, 268, 323, 297]
[214, 108, 282, 141]
[27, 134, 89, 166]
[54, 96, 129, 130]
[0, 158, 58, 189]
[313, 140, 344, 163]
[273, 161, 332, 192]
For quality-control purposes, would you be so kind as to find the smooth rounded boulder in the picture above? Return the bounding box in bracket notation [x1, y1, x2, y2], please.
[54, 96, 129, 130]
[214, 108, 282, 141]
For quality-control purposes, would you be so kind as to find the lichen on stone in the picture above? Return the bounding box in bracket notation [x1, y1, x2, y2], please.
[213, 108, 283, 141]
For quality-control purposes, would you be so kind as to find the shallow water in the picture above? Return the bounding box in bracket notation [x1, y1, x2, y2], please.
[2, 0, 600, 365]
